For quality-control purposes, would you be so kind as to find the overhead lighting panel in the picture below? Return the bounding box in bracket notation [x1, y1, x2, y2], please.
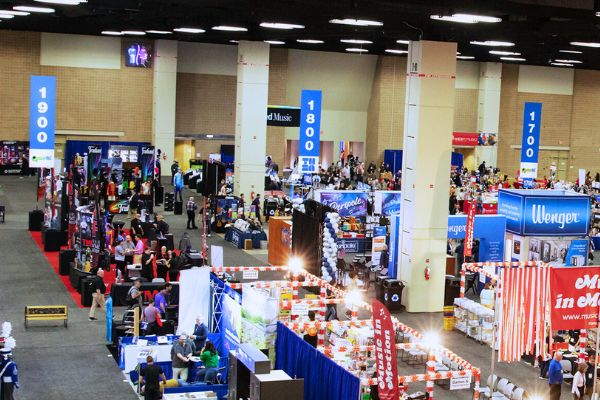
[346, 48, 369, 53]
[297, 39, 324, 44]
[385, 49, 408, 54]
[13, 5, 55, 13]
[551, 62, 574, 67]
[430, 14, 501, 24]
[122, 31, 146, 36]
[34, 0, 86, 4]
[260, 22, 304, 29]
[396, 40, 410, 44]
[101, 31, 123, 36]
[340, 39, 372, 44]
[470, 40, 515, 47]
[490, 50, 521, 56]
[500, 56, 526, 61]
[329, 18, 383, 26]
[559, 49, 582, 54]
[264, 40, 285, 45]
[554, 59, 582, 64]
[146, 30, 172, 35]
[0, 14, 15, 18]
[173, 28, 206, 33]
[212, 25, 248, 32]
[0, 10, 30, 15]
[457, 55, 475, 60]
[570, 42, 600, 48]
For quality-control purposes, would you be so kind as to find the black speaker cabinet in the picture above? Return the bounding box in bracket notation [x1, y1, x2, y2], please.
[174, 201, 183, 215]
[29, 210, 44, 231]
[44, 230, 65, 252]
[59, 249, 76, 275]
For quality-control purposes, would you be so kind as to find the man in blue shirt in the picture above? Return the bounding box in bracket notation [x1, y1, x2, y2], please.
[154, 283, 172, 318]
[173, 169, 183, 202]
[548, 351, 563, 400]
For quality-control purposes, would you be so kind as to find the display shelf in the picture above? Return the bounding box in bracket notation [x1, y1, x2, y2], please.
[453, 298, 494, 347]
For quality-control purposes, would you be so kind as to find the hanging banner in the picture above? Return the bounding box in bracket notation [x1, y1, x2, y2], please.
[140, 146, 155, 182]
[267, 105, 300, 127]
[372, 299, 399, 400]
[87, 145, 102, 183]
[550, 266, 600, 330]
[317, 191, 368, 217]
[374, 191, 402, 216]
[298, 89, 322, 174]
[519, 102, 542, 186]
[29, 76, 56, 168]
[464, 200, 476, 257]
[371, 226, 387, 266]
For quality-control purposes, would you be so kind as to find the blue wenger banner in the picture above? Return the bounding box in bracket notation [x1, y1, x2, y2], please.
[381, 192, 402, 216]
[447, 215, 506, 262]
[499, 190, 591, 237]
[319, 192, 368, 217]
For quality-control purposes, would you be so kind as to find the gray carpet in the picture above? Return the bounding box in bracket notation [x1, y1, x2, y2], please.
[0, 175, 580, 399]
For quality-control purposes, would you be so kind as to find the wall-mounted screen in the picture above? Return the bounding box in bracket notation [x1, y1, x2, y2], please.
[125, 43, 152, 68]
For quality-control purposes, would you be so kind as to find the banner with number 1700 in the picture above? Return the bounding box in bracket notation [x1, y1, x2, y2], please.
[298, 89, 322, 174]
[29, 76, 56, 169]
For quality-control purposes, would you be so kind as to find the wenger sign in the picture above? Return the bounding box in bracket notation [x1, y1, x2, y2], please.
[550, 267, 600, 330]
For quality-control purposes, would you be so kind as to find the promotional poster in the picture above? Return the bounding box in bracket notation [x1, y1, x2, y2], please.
[528, 238, 588, 266]
[0, 141, 29, 175]
[240, 286, 279, 354]
[374, 191, 401, 216]
[222, 294, 242, 353]
[87, 145, 102, 183]
[550, 267, 600, 330]
[371, 226, 387, 266]
[140, 146, 155, 182]
[371, 299, 399, 400]
[316, 191, 368, 218]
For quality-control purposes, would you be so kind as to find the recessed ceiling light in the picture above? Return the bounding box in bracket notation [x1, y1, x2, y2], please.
[430, 13, 501, 24]
[396, 40, 410, 44]
[0, 14, 15, 18]
[470, 40, 515, 47]
[559, 49, 583, 54]
[340, 39, 373, 44]
[385, 49, 407, 54]
[264, 40, 285, 45]
[456, 52, 461, 55]
[101, 31, 123, 36]
[490, 50, 521, 56]
[570, 41, 600, 48]
[212, 25, 247, 32]
[174, 27, 205, 33]
[122, 31, 145, 36]
[229, 40, 239, 43]
[260, 22, 304, 30]
[500, 56, 526, 61]
[206, 134, 214, 138]
[34, 0, 86, 4]
[146, 30, 172, 35]
[296, 39, 324, 44]
[551, 62, 574, 67]
[457, 55, 475, 60]
[554, 59, 582, 64]
[346, 48, 369, 53]
[0, 10, 29, 15]
[329, 18, 383, 26]
[13, 5, 55, 12]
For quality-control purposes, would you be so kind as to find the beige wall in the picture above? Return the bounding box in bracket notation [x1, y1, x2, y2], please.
[0, 30, 153, 143]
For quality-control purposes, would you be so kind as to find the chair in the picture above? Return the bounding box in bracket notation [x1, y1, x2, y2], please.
[496, 378, 509, 394]
[478, 374, 498, 398]
[560, 359, 574, 379]
[511, 387, 525, 400]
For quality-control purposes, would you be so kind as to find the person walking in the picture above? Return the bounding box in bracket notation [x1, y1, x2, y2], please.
[88, 269, 106, 321]
[139, 355, 166, 400]
[186, 197, 198, 230]
[572, 362, 587, 400]
[548, 351, 564, 400]
[0, 347, 19, 400]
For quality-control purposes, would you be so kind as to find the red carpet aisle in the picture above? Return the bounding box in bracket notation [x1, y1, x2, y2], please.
[29, 231, 116, 308]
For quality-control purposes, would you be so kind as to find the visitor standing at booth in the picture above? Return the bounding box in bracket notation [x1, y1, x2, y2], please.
[127, 191, 139, 220]
[141, 247, 154, 282]
[156, 246, 170, 281]
[252, 194, 262, 223]
[170, 160, 179, 184]
[548, 352, 563, 400]
[572, 362, 587, 400]
[186, 197, 198, 230]
[171, 334, 193, 382]
[115, 238, 127, 281]
[190, 315, 208, 353]
[131, 213, 144, 237]
[174, 169, 183, 202]
[0, 347, 19, 400]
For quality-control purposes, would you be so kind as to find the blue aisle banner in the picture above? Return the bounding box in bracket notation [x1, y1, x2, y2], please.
[520, 102, 542, 184]
[447, 215, 506, 262]
[29, 76, 56, 168]
[498, 189, 590, 237]
[298, 90, 322, 174]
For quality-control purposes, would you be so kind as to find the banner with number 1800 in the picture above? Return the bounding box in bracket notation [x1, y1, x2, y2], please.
[29, 76, 56, 169]
[298, 89, 322, 174]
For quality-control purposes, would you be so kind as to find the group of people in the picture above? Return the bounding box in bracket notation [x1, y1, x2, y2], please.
[545, 351, 598, 400]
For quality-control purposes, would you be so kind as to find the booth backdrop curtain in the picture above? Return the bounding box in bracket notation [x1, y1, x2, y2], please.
[275, 323, 360, 400]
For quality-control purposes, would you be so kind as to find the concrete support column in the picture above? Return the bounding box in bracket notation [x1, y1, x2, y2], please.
[398, 41, 457, 312]
[476, 62, 502, 168]
[234, 41, 269, 198]
[152, 40, 178, 178]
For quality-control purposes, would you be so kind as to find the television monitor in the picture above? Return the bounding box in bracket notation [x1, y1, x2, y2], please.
[125, 43, 152, 68]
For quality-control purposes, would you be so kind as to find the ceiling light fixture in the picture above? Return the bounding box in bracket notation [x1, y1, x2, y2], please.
[173, 27, 205, 33]
[500, 56, 526, 61]
[554, 59, 582, 64]
[260, 22, 304, 29]
[13, 5, 54, 13]
[456, 52, 461, 55]
[101, 31, 123, 36]
[470, 40, 515, 47]
[206, 134, 214, 139]
[146, 30, 172, 35]
[296, 39, 324, 44]
[0, 14, 15, 18]
[570, 41, 600, 48]
[346, 48, 369, 53]
[122, 31, 145, 36]
[596, 11, 600, 17]
[385, 49, 408, 54]
[457, 55, 475, 60]
[559, 49, 582, 54]
[212, 25, 247, 32]
[229, 40, 239, 43]
[551, 62, 574, 67]
[396, 40, 410, 44]
[490, 50, 521, 56]
[329, 18, 383, 26]
[431, 13, 501, 24]
[34, 0, 86, 4]
[264, 40, 285, 45]
[0, 10, 29, 15]
[340, 39, 373, 44]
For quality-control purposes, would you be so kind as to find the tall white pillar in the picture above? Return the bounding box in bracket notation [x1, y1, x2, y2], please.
[234, 41, 269, 198]
[398, 41, 457, 312]
[152, 40, 178, 178]
[476, 62, 502, 168]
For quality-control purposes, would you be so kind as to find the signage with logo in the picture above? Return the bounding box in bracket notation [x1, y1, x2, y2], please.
[267, 106, 300, 127]
[447, 215, 506, 262]
[29, 76, 56, 168]
[242, 270, 259, 280]
[125, 43, 152, 68]
[298, 90, 322, 174]
[372, 300, 399, 400]
[337, 239, 361, 253]
[520, 102, 542, 183]
[498, 189, 590, 237]
[374, 191, 402, 216]
[108, 199, 129, 214]
[0, 141, 29, 175]
[550, 266, 600, 330]
[450, 374, 472, 390]
[291, 303, 309, 316]
[452, 132, 479, 147]
[316, 190, 368, 217]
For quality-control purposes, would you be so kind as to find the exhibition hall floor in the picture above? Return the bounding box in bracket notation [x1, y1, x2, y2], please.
[0, 175, 575, 399]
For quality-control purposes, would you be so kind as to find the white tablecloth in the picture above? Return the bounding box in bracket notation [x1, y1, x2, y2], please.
[122, 343, 173, 372]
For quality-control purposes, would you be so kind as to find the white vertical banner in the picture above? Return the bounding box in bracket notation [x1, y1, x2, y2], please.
[211, 245, 224, 267]
[177, 268, 210, 335]
[579, 169, 586, 186]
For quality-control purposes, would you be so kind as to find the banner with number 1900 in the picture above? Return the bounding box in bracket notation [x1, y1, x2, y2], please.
[29, 76, 56, 168]
[298, 89, 322, 174]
